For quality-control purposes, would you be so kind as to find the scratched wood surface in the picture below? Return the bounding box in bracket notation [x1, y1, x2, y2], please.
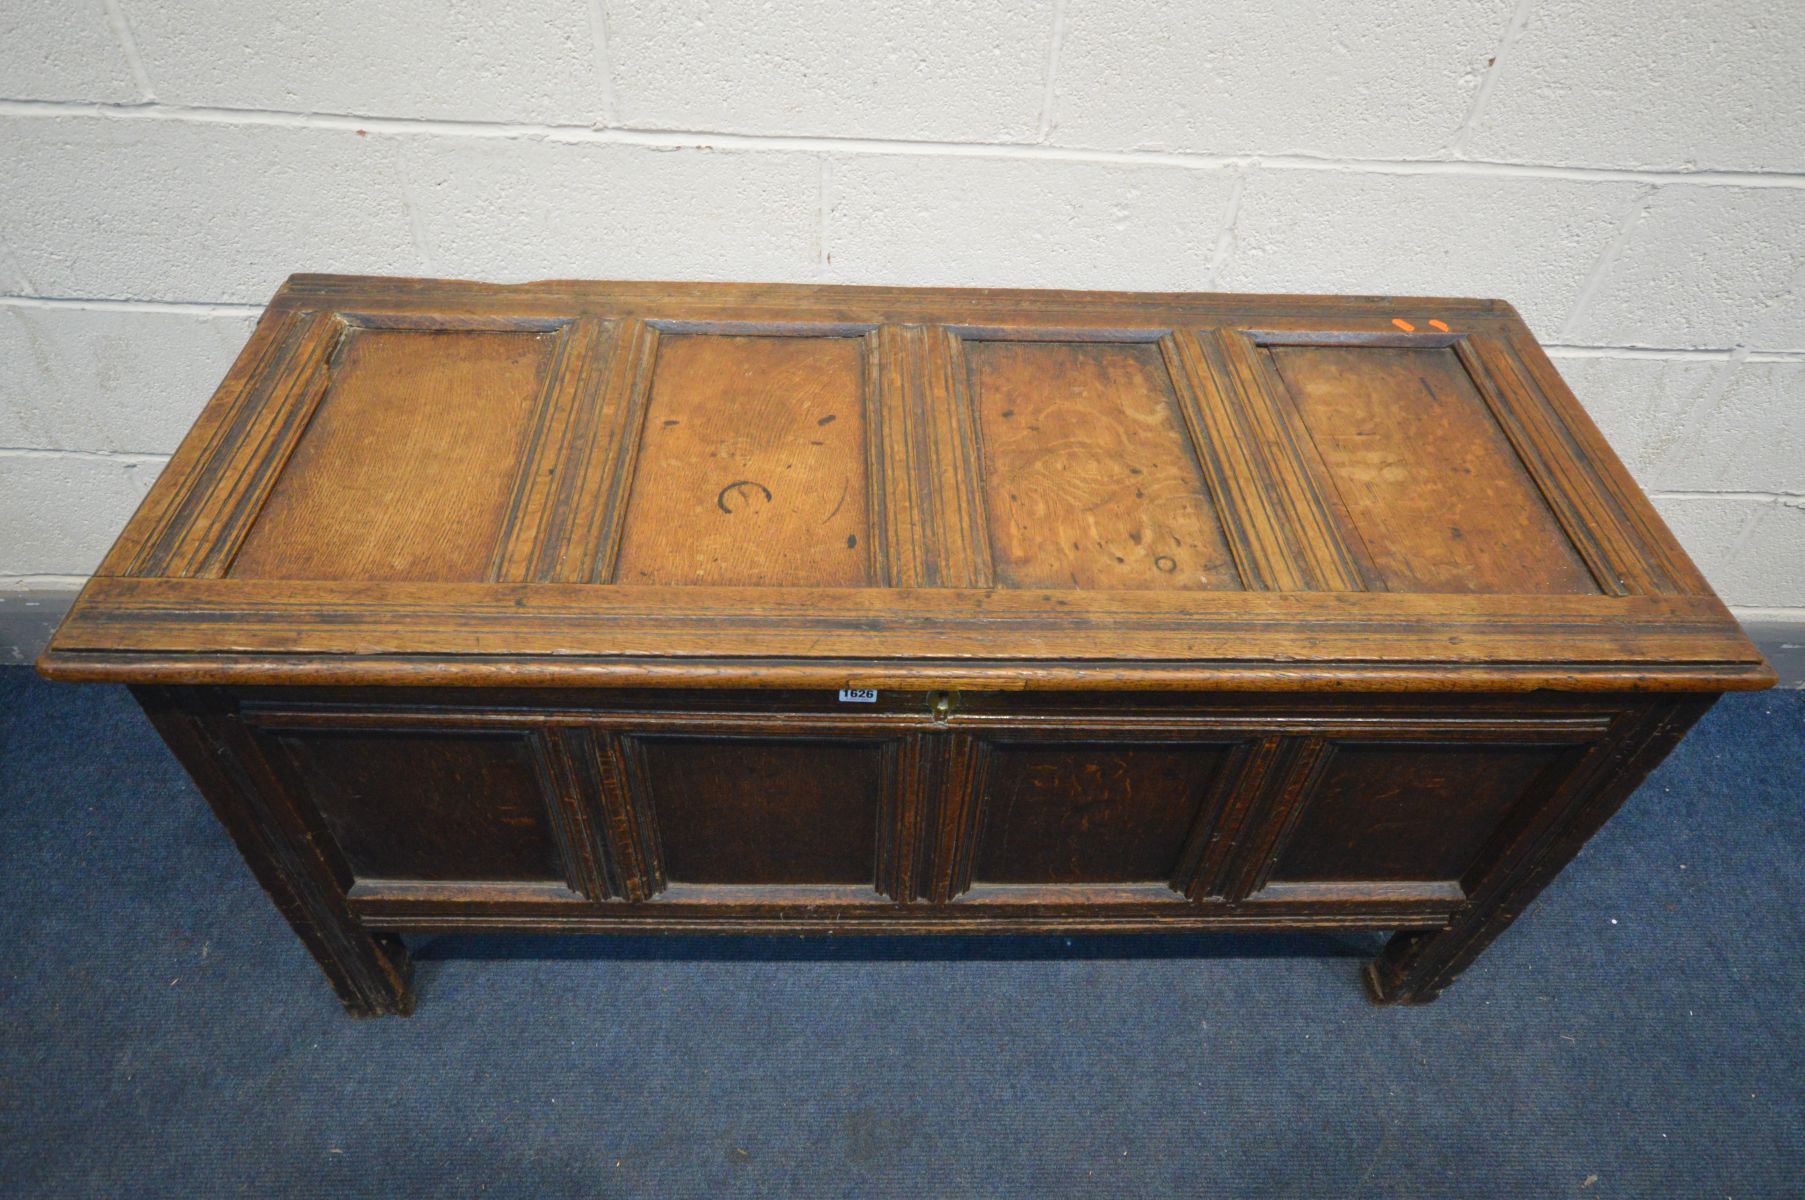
[41, 274, 1771, 692]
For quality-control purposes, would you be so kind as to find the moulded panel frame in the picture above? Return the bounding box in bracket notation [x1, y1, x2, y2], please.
[236, 698, 942, 908]
[1232, 325, 1673, 598]
[236, 703, 627, 906]
[932, 723, 1263, 908]
[618, 725, 920, 902]
[949, 325, 1251, 594]
[608, 321, 887, 589]
[122, 309, 587, 583]
[1234, 713, 1614, 915]
[941, 702, 1618, 921]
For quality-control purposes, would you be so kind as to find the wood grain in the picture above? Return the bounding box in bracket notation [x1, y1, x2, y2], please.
[970, 339, 1241, 591]
[62, 273, 1768, 695]
[1267, 342, 1598, 595]
[633, 736, 886, 887]
[126, 309, 344, 579]
[229, 327, 554, 582]
[1463, 334, 1687, 596]
[970, 740, 1234, 884]
[261, 726, 565, 883]
[45, 578, 1772, 692]
[1267, 741, 1579, 883]
[871, 325, 993, 588]
[611, 332, 873, 587]
[1165, 331, 1377, 592]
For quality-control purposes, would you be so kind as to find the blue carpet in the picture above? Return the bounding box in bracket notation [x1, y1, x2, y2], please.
[1, 667, 1800, 1198]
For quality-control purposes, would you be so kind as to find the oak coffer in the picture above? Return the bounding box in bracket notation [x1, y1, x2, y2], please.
[39, 275, 1774, 1016]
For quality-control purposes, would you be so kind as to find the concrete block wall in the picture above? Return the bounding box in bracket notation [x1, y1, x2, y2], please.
[2, 1, 1801, 640]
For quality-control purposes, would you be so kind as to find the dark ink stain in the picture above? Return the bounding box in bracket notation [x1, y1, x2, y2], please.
[1155, 555, 1178, 573]
[1128, 466, 1143, 475]
[662, 419, 681, 428]
[817, 414, 837, 426]
[1128, 530, 1142, 545]
[821, 477, 849, 524]
[847, 534, 858, 549]
[716, 479, 773, 513]
[810, 439, 825, 446]
[1001, 409, 1014, 419]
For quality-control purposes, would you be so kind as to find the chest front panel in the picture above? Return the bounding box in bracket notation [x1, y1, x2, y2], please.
[191, 686, 1637, 936]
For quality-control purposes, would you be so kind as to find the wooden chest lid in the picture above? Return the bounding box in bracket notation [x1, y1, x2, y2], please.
[40, 275, 1773, 693]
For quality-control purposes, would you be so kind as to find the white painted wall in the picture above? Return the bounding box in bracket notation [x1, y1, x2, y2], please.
[2, 1, 1800, 622]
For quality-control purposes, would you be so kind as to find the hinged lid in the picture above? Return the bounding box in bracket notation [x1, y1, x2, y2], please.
[39, 275, 1773, 692]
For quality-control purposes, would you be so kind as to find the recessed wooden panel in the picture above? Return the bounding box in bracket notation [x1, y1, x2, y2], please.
[1268, 343, 1596, 595]
[973, 742, 1231, 884]
[229, 327, 555, 582]
[271, 729, 563, 883]
[612, 334, 872, 587]
[1272, 742, 1572, 884]
[635, 737, 883, 885]
[969, 341, 1241, 590]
